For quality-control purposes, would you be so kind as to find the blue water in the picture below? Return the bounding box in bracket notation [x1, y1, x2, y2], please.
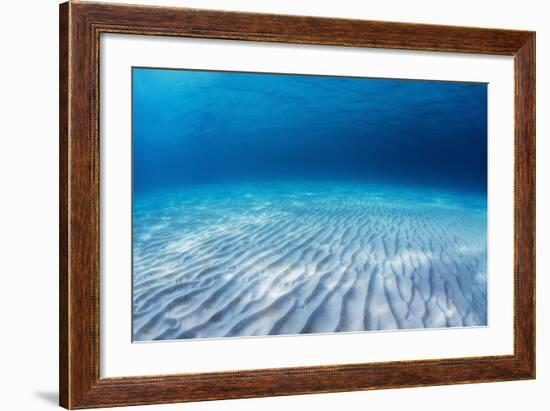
[132, 68, 487, 341]
[133, 68, 487, 196]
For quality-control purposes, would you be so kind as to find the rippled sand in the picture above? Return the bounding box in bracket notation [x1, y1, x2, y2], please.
[132, 183, 487, 341]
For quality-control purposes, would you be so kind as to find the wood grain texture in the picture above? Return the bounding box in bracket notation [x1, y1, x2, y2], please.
[514, 34, 536, 374]
[59, 2, 69, 407]
[59, 1, 536, 408]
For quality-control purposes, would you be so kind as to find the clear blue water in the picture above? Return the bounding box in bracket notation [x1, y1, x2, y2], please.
[132, 68, 487, 341]
[133, 68, 487, 196]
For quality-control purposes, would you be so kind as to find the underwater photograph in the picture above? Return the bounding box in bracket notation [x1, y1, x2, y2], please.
[132, 67, 488, 342]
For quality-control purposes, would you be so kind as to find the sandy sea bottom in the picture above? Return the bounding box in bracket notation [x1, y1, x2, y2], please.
[132, 183, 487, 341]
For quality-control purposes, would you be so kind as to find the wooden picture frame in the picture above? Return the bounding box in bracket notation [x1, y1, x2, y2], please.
[59, 1, 535, 408]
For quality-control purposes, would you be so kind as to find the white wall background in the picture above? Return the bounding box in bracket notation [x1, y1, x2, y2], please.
[0, 0, 546, 410]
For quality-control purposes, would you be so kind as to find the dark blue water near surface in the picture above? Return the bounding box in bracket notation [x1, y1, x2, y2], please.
[132, 68, 487, 197]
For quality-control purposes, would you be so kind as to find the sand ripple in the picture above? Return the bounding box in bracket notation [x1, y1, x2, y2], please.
[132, 184, 487, 341]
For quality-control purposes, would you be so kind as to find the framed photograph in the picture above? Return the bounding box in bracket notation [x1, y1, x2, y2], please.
[59, 1, 535, 408]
